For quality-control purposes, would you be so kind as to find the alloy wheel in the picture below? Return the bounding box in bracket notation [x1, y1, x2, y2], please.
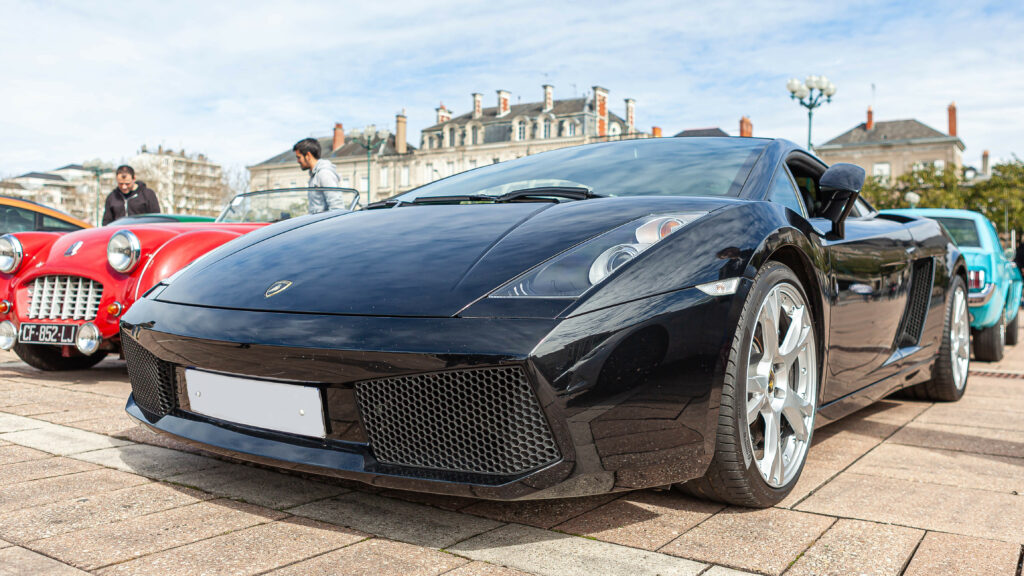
[951, 287, 970, 390]
[745, 282, 817, 488]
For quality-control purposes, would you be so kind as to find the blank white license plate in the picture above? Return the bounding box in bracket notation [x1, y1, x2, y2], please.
[184, 369, 326, 438]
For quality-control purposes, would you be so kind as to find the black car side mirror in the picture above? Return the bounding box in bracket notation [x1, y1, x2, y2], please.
[818, 163, 866, 238]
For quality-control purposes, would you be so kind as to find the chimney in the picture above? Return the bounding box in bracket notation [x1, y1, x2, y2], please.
[332, 123, 345, 151]
[651, 126, 662, 138]
[472, 93, 482, 119]
[543, 85, 553, 112]
[866, 106, 874, 131]
[593, 86, 609, 137]
[948, 102, 957, 137]
[739, 116, 753, 137]
[624, 98, 636, 133]
[395, 112, 407, 155]
[982, 150, 990, 176]
[496, 90, 510, 117]
[436, 103, 451, 124]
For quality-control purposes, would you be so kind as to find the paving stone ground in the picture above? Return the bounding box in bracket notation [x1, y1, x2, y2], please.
[1, 337, 1023, 575]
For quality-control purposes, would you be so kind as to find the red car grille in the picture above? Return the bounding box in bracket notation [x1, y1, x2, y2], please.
[27, 275, 104, 320]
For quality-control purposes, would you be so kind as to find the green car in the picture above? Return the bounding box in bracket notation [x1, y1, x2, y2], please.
[107, 213, 216, 225]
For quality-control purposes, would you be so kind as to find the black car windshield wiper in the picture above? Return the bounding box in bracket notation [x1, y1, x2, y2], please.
[398, 187, 601, 207]
[496, 186, 601, 202]
[409, 195, 497, 205]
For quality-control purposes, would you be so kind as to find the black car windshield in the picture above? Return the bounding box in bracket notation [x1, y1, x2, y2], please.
[396, 138, 768, 202]
[217, 188, 359, 223]
[933, 217, 982, 247]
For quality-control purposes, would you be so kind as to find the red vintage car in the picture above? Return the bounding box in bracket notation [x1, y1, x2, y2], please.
[0, 187, 358, 370]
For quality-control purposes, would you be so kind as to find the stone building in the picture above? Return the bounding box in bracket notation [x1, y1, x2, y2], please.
[815, 103, 965, 183]
[130, 147, 225, 217]
[248, 85, 648, 204]
[5, 170, 91, 220]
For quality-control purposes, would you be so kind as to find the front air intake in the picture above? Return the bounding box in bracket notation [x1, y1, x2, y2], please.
[354, 366, 560, 476]
[121, 331, 178, 419]
[27, 276, 103, 320]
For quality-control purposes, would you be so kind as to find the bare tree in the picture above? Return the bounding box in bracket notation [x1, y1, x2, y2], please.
[221, 164, 250, 204]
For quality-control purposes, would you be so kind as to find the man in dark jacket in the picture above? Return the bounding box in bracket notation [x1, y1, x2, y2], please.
[102, 165, 161, 225]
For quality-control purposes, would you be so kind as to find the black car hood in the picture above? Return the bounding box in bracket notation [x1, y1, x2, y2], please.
[158, 197, 736, 317]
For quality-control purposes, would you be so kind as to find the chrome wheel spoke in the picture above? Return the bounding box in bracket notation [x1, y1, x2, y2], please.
[747, 374, 768, 422]
[779, 305, 809, 368]
[760, 295, 781, 357]
[759, 410, 783, 484]
[781, 386, 812, 441]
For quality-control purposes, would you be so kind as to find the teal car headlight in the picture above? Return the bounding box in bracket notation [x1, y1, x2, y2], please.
[489, 212, 706, 298]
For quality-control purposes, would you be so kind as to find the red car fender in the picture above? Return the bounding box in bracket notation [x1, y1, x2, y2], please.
[132, 229, 246, 301]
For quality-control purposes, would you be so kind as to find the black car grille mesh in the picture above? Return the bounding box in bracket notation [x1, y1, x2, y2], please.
[122, 331, 178, 419]
[897, 257, 935, 348]
[354, 366, 560, 476]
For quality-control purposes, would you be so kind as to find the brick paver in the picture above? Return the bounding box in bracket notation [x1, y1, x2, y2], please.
[785, 519, 923, 576]
[659, 506, 836, 575]
[902, 531, 1022, 576]
[1, 329, 1024, 575]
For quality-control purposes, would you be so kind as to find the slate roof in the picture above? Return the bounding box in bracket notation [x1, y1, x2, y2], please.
[674, 127, 729, 138]
[55, 163, 85, 171]
[14, 172, 67, 182]
[818, 119, 964, 150]
[253, 133, 416, 167]
[425, 97, 625, 131]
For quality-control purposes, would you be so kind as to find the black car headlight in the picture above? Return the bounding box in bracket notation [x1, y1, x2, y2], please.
[490, 212, 706, 298]
[107, 230, 141, 273]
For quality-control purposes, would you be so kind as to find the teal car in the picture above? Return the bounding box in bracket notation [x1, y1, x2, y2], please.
[883, 208, 1022, 361]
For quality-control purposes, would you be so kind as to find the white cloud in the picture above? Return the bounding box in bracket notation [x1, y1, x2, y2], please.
[0, 0, 1019, 178]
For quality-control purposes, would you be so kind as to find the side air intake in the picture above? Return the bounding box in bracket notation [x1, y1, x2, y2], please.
[896, 257, 935, 348]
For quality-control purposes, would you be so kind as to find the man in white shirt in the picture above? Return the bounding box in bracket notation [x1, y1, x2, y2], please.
[293, 138, 345, 213]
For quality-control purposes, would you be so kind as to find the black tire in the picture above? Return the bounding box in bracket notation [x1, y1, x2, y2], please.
[1006, 309, 1019, 346]
[974, 310, 1005, 362]
[901, 276, 969, 402]
[13, 343, 108, 371]
[677, 261, 818, 508]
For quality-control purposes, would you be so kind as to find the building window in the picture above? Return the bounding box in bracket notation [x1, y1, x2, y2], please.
[379, 166, 388, 188]
[448, 127, 456, 147]
[401, 166, 410, 187]
[471, 125, 480, 145]
[567, 122, 577, 136]
[360, 176, 368, 192]
[543, 120, 551, 139]
[426, 163, 436, 181]
[447, 161, 455, 176]
[872, 162, 891, 184]
[517, 121, 526, 141]
[934, 159, 945, 175]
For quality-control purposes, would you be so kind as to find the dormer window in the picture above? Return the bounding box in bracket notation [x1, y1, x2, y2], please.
[517, 121, 527, 141]
[543, 120, 551, 139]
[471, 125, 480, 145]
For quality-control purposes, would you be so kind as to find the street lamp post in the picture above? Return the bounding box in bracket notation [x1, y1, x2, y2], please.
[786, 75, 837, 151]
[84, 166, 107, 225]
[354, 125, 384, 207]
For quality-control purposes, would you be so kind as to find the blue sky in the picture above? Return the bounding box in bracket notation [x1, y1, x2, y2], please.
[1, 0, 1020, 178]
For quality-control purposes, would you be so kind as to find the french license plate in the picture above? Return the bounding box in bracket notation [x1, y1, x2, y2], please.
[184, 369, 326, 438]
[19, 323, 77, 345]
